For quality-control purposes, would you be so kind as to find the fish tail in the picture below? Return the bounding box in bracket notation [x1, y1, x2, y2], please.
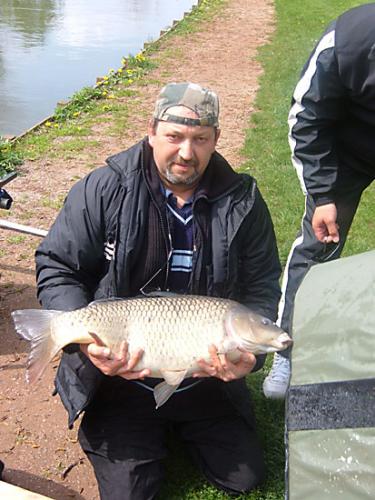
[11, 309, 62, 384]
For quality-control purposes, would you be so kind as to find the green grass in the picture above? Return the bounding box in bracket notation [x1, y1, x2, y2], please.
[51, 138, 101, 159]
[41, 194, 66, 210]
[0, 138, 23, 177]
[6, 234, 26, 245]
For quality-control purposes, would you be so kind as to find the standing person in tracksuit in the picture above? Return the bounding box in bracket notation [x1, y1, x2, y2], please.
[263, 3, 375, 398]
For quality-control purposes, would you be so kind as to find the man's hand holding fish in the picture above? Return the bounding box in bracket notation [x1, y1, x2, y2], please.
[81, 339, 151, 380]
[193, 344, 257, 381]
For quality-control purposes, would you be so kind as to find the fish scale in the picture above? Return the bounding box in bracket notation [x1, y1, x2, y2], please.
[58, 296, 231, 371]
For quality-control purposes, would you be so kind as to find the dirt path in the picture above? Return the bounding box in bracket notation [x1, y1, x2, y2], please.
[0, 1, 274, 498]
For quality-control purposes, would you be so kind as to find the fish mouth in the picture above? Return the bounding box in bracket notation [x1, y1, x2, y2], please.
[276, 333, 293, 350]
[240, 333, 293, 355]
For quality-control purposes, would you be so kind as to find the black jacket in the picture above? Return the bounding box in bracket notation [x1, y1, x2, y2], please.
[288, 3, 375, 206]
[36, 138, 281, 427]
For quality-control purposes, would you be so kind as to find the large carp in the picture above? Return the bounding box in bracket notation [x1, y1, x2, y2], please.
[12, 295, 292, 406]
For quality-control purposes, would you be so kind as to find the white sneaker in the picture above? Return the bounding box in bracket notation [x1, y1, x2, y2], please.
[263, 353, 290, 399]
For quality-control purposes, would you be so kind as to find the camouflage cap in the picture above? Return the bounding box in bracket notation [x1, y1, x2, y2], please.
[153, 82, 219, 127]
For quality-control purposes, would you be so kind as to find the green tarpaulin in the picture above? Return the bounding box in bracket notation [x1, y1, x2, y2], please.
[286, 250, 375, 500]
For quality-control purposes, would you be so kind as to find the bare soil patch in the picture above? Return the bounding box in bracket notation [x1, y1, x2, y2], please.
[0, 1, 274, 498]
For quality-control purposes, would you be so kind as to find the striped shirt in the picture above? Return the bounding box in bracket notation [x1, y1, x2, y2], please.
[165, 189, 194, 293]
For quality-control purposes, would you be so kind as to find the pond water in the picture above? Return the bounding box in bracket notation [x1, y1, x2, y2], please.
[0, 0, 197, 137]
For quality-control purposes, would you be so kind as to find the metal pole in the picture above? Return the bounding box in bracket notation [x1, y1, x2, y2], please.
[0, 219, 48, 238]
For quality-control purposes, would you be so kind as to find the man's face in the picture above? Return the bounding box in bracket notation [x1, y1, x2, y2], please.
[148, 106, 220, 190]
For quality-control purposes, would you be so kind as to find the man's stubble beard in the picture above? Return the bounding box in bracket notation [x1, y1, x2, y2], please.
[165, 160, 201, 186]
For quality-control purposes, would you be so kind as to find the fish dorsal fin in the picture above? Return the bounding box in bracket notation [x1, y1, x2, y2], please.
[140, 291, 181, 298]
[88, 292, 182, 307]
[88, 297, 128, 306]
[154, 382, 179, 408]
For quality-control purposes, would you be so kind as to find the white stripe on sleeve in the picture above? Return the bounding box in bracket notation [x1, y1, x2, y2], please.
[288, 30, 335, 195]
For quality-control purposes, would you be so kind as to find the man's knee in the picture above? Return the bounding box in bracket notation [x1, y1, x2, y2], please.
[209, 457, 266, 496]
[87, 452, 164, 500]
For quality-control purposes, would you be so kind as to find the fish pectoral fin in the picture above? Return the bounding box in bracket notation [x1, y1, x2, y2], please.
[154, 382, 179, 409]
[160, 369, 187, 386]
[88, 331, 107, 347]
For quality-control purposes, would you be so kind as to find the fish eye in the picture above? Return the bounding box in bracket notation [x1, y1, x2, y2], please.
[261, 318, 271, 325]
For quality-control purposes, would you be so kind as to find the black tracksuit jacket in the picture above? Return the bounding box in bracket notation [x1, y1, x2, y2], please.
[289, 2, 375, 206]
[36, 138, 281, 427]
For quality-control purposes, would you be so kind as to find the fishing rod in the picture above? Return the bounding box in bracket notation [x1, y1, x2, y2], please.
[0, 172, 48, 238]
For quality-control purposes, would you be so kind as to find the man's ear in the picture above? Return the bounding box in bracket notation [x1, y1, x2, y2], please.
[214, 128, 221, 145]
[147, 119, 156, 147]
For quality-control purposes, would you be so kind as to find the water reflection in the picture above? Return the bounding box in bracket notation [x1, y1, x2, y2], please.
[0, 0, 60, 46]
[0, 0, 197, 136]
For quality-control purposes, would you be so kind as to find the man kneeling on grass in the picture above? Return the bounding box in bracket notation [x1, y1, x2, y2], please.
[36, 82, 281, 499]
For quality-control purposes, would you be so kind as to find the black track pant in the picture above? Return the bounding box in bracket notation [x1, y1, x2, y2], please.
[78, 378, 265, 500]
[278, 163, 374, 357]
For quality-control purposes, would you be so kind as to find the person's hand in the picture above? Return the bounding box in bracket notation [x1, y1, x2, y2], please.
[80, 336, 151, 380]
[192, 345, 256, 382]
[312, 203, 340, 243]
